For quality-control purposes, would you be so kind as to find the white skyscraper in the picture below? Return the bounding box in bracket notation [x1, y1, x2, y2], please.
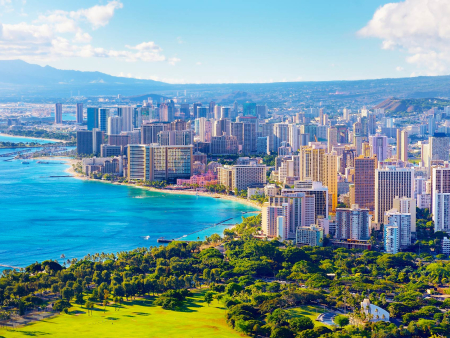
[385, 209, 411, 248]
[119, 106, 134, 132]
[384, 225, 399, 254]
[375, 167, 414, 226]
[108, 116, 123, 135]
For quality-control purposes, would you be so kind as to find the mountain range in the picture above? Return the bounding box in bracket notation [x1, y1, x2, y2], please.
[2, 60, 450, 105]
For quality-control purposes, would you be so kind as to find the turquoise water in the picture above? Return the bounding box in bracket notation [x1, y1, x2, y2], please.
[0, 144, 258, 268]
[0, 134, 55, 144]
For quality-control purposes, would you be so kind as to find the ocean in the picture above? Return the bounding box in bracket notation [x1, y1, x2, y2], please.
[0, 135, 258, 269]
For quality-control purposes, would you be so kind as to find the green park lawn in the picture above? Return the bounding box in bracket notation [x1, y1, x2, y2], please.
[288, 305, 330, 328]
[0, 291, 245, 338]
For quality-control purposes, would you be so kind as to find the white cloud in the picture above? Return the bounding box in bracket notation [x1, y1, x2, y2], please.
[168, 57, 180, 65]
[70, 1, 123, 29]
[176, 37, 184, 44]
[196, 62, 201, 66]
[396, 66, 404, 71]
[359, 0, 450, 75]
[0, 2, 171, 64]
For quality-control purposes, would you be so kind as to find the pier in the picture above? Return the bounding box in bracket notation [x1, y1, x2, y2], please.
[0, 264, 22, 270]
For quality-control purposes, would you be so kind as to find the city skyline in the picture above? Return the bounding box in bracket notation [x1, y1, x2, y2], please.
[1, 0, 449, 84]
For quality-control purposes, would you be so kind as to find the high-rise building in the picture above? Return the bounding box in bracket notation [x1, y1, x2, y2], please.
[213, 118, 231, 137]
[77, 130, 93, 156]
[197, 107, 208, 119]
[243, 102, 257, 117]
[76, 103, 83, 124]
[256, 105, 268, 119]
[353, 156, 376, 211]
[77, 129, 103, 155]
[108, 116, 122, 135]
[210, 135, 238, 155]
[343, 108, 350, 121]
[231, 122, 244, 146]
[432, 167, 450, 234]
[257, 137, 269, 154]
[384, 225, 399, 254]
[396, 129, 408, 162]
[289, 124, 300, 153]
[87, 107, 99, 130]
[261, 123, 275, 153]
[392, 197, 416, 233]
[385, 209, 411, 248]
[127, 144, 193, 183]
[274, 123, 289, 150]
[54, 103, 62, 124]
[335, 204, 371, 240]
[221, 107, 231, 119]
[263, 191, 314, 239]
[218, 164, 267, 191]
[98, 108, 109, 133]
[170, 119, 187, 131]
[141, 123, 168, 144]
[209, 101, 216, 117]
[157, 130, 194, 146]
[118, 106, 134, 132]
[197, 117, 212, 143]
[193, 103, 202, 119]
[292, 181, 329, 222]
[242, 122, 257, 154]
[375, 167, 414, 225]
[429, 134, 450, 162]
[321, 152, 338, 211]
[179, 103, 190, 119]
[109, 134, 130, 147]
[327, 127, 338, 153]
[428, 115, 436, 136]
[369, 134, 388, 161]
[213, 105, 221, 119]
[159, 103, 169, 122]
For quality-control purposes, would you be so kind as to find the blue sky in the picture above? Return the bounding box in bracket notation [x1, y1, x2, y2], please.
[0, 0, 448, 83]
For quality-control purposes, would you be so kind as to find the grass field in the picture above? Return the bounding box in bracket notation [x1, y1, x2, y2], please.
[0, 291, 245, 338]
[288, 305, 330, 328]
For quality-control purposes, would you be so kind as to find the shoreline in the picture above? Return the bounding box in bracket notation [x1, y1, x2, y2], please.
[42, 157, 262, 210]
[0, 133, 68, 143]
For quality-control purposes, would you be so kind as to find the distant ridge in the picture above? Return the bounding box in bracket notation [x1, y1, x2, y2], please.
[374, 97, 450, 113]
[2, 59, 450, 102]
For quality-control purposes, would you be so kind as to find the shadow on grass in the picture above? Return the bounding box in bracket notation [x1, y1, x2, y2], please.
[69, 310, 86, 315]
[132, 312, 150, 316]
[122, 315, 135, 318]
[105, 317, 119, 321]
[17, 331, 50, 336]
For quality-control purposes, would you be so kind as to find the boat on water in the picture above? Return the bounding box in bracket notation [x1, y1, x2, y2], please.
[22, 161, 30, 164]
[157, 237, 173, 243]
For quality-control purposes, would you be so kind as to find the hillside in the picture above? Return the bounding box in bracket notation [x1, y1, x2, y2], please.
[374, 97, 450, 113]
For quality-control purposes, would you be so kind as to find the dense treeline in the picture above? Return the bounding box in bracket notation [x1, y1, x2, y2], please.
[5, 130, 75, 141]
[0, 215, 449, 337]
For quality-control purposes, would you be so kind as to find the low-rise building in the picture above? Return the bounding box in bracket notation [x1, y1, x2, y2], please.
[296, 225, 324, 247]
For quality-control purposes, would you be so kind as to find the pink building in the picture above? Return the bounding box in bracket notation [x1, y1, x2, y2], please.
[177, 170, 217, 187]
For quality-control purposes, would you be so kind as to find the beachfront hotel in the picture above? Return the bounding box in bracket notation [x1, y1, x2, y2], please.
[128, 144, 193, 183]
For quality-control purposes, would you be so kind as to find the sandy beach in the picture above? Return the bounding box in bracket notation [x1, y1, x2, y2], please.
[0, 133, 69, 143]
[45, 157, 263, 210]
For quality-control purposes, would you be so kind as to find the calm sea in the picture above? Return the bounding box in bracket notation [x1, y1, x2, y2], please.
[0, 135, 258, 268]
